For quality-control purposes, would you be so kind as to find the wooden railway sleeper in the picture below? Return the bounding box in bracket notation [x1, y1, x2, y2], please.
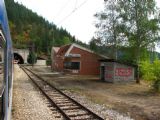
[22, 66, 104, 120]
[61, 106, 80, 110]
[67, 112, 90, 117]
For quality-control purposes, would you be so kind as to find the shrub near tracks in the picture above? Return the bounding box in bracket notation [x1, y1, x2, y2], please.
[140, 60, 160, 92]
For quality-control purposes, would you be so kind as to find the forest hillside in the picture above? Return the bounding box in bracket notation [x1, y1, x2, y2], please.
[5, 0, 78, 55]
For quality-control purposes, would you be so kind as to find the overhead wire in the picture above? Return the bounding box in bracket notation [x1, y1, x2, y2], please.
[75, 0, 78, 9]
[55, 0, 71, 18]
[57, 0, 89, 25]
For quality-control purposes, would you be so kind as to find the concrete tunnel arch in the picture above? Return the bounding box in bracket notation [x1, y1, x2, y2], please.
[14, 53, 24, 64]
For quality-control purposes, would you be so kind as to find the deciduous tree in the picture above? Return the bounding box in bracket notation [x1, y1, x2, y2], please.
[95, 0, 126, 59]
[118, 0, 160, 83]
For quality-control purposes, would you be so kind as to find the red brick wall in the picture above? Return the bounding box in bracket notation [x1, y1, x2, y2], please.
[52, 46, 104, 75]
[69, 47, 103, 75]
[55, 57, 64, 71]
[52, 51, 64, 72]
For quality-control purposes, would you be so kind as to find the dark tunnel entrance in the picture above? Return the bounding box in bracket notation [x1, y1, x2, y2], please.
[14, 53, 24, 64]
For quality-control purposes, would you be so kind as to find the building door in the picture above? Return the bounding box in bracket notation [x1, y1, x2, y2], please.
[100, 66, 105, 81]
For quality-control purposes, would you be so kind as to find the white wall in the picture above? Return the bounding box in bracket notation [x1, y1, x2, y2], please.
[35, 60, 46, 66]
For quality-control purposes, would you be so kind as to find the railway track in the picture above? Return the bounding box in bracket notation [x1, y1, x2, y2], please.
[21, 66, 104, 120]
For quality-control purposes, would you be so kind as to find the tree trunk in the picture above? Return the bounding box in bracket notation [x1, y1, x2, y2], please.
[136, 46, 140, 84]
[135, 0, 140, 84]
[136, 65, 140, 83]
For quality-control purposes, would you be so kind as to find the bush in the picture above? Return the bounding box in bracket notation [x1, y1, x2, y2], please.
[27, 52, 37, 64]
[140, 60, 160, 92]
[46, 59, 51, 66]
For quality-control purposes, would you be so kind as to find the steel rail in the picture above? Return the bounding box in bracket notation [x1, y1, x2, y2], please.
[21, 65, 104, 120]
[21, 66, 71, 120]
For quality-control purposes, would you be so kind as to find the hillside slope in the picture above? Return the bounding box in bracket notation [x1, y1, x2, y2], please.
[5, 0, 75, 54]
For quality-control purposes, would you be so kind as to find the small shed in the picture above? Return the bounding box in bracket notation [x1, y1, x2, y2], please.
[35, 57, 46, 66]
[100, 59, 136, 83]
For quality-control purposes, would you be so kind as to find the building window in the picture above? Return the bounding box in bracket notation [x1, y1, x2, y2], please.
[64, 62, 80, 70]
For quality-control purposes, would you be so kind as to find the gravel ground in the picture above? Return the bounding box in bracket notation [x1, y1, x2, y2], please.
[31, 66, 135, 120]
[63, 90, 134, 120]
[15, 65, 134, 120]
[12, 64, 57, 120]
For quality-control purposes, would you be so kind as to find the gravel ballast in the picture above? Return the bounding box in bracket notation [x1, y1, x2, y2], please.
[64, 90, 134, 120]
[12, 65, 134, 120]
[32, 66, 135, 120]
[12, 65, 57, 120]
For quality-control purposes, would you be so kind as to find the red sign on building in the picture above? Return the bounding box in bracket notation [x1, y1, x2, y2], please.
[115, 68, 132, 77]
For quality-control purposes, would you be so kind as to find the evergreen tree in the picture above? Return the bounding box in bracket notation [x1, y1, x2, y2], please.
[5, 0, 75, 55]
[27, 51, 37, 65]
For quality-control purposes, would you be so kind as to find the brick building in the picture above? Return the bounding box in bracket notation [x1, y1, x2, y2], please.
[100, 59, 137, 82]
[51, 43, 107, 75]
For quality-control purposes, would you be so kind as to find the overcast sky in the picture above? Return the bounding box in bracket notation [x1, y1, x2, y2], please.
[14, 0, 160, 51]
[14, 0, 103, 44]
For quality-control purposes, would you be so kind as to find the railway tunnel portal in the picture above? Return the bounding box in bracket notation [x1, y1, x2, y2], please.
[13, 49, 29, 64]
